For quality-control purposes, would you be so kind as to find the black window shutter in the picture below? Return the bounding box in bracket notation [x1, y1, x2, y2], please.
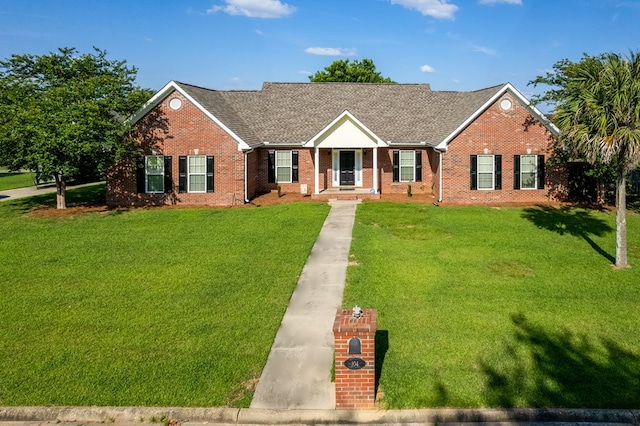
[179, 156, 187, 193]
[513, 155, 521, 190]
[136, 157, 145, 193]
[206, 155, 214, 193]
[267, 151, 275, 183]
[392, 151, 399, 182]
[415, 151, 422, 182]
[494, 155, 502, 190]
[292, 150, 299, 183]
[537, 155, 545, 189]
[163, 156, 172, 194]
[470, 155, 478, 190]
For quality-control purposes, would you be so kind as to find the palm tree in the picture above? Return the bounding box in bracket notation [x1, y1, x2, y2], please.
[532, 52, 640, 268]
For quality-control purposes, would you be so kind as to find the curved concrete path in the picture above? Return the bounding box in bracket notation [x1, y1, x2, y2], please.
[250, 199, 361, 409]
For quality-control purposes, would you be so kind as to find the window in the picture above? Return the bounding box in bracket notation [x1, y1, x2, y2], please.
[470, 155, 502, 190]
[146, 155, 164, 193]
[392, 150, 422, 182]
[276, 151, 292, 183]
[268, 150, 299, 184]
[137, 155, 172, 194]
[514, 155, 545, 190]
[188, 155, 206, 192]
[178, 155, 214, 193]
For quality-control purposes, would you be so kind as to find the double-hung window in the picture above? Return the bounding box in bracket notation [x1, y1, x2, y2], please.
[470, 154, 502, 190]
[514, 154, 545, 190]
[146, 155, 165, 193]
[137, 155, 172, 194]
[267, 150, 299, 183]
[188, 155, 207, 192]
[276, 151, 292, 183]
[392, 150, 423, 182]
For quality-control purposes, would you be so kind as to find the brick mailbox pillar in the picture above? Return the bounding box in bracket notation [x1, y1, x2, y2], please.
[333, 307, 377, 409]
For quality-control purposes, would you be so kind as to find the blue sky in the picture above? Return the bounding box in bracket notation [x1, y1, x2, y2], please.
[1, 0, 640, 106]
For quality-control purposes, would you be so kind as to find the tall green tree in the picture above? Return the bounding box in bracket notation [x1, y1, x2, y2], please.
[0, 47, 152, 208]
[531, 52, 640, 268]
[309, 58, 395, 83]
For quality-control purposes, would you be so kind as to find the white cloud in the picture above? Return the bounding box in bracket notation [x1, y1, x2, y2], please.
[305, 47, 357, 56]
[479, 0, 522, 4]
[207, 0, 296, 18]
[254, 29, 264, 35]
[420, 64, 436, 73]
[389, 0, 459, 20]
[472, 44, 498, 56]
[451, 78, 460, 83]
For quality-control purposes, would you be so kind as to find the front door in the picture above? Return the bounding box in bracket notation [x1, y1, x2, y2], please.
[339, 151, 355, 186]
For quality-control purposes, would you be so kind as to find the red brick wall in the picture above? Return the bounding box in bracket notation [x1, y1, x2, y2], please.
[333, 309, 377, 409]
[441, 94, 568, 204]
[107, 90, 246, 207]
[378, 148, 436, 195]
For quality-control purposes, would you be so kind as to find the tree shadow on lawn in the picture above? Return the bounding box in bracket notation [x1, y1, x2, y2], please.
[521, 205, 614, 263]
[481, 313, 640, 408]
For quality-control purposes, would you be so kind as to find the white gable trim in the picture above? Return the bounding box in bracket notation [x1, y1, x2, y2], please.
[303, 110, 388, 148]
[127, 81, 251, 151]
[434, 83, 560, 151]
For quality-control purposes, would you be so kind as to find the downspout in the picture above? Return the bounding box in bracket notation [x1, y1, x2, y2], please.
[244, 148, 254, 203]
[434, 147, 447, 203]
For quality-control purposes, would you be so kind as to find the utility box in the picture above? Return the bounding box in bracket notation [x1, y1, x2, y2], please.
[333, 307, 377, 409]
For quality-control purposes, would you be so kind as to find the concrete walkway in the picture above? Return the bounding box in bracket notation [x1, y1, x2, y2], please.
[0, 181, 103, 202]
[250, 199, 361, 410]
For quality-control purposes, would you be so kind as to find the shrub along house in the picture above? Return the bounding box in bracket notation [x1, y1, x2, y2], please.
[106, 80, 566, 207]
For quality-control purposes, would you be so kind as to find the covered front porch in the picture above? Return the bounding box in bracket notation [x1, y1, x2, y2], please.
[304, 111, 388, 195]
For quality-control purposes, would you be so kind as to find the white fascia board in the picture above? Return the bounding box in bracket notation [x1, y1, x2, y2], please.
[434, 83, 560, 151]
[126, 81, 252, 152]
[303, 110, 389, 148]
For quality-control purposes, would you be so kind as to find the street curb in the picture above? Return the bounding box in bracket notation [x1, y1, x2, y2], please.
[1, 406, 639, 425]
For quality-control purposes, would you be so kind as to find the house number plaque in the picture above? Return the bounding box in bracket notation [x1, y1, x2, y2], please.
[344, 357, 366, 370]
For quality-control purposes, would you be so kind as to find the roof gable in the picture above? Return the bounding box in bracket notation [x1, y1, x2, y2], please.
[128, 81, 253, 151]
[305, 110, 386, 148]
[435, 83, 559, 151]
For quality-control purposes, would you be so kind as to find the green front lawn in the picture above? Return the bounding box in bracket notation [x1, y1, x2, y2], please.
[0, 170, 36, 191]
[344, 202, 640, 409]
[0, 187, 330, 407]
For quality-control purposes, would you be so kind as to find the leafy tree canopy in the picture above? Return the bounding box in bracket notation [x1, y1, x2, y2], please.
[531, 51, 640, 268]
[0, 47, 153, 208]
[309, 58, 395, 83]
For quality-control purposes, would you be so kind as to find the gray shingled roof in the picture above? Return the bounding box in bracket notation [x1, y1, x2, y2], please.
[177, 81, 505, 148]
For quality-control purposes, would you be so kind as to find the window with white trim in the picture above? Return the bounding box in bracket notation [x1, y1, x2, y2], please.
[477, 155, 494, 190]
[399, 151, 415, 182]
[276, 151, 292, 183]
[188, 155, 206, 192]
[520, 155, 537, 189]
[146, 155, 164, 193]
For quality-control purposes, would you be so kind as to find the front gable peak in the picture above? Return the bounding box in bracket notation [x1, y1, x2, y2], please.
[303, 110, 387, 149]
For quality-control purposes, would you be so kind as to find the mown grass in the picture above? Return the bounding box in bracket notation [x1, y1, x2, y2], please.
[0, 170, 36, 191]
[0, 186, 330, 407]
[344, 202, 640, 409]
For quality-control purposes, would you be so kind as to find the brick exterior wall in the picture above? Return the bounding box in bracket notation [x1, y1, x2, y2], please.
[107, 90, 567, 206]
[441, 94, 568, 204]
[107, 90, 247, 207]
[333, 309, 377, 409]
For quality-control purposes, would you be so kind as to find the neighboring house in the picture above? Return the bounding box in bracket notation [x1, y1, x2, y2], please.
[106, 81, 567, 207]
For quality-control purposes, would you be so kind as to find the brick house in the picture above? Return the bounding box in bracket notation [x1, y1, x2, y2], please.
[106, 81, 566, 207]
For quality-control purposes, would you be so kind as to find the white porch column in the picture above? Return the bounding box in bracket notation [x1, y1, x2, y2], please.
[373, 147, 378, 194]
[314, 147, 320, 195]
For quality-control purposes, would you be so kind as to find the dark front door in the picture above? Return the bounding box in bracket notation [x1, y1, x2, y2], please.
[339, 151, 355, 186]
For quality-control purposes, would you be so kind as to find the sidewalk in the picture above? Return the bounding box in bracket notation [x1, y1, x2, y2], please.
[250, 199, 360, 409]
[0, 181, 103, 202]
